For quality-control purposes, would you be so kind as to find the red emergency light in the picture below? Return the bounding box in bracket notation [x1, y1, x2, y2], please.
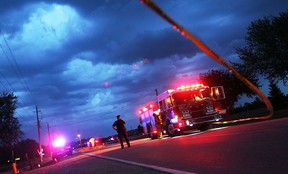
[176, 83, 204, 91]
[138, 104, 155, 115]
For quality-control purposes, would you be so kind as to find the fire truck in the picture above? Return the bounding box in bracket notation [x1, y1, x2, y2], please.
[138, 84, 226, 138]
[156, 83, 226, 136]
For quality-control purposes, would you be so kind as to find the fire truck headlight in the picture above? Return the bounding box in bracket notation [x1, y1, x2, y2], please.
[214, 115, 222, 121]
[171, 117, 178, 123]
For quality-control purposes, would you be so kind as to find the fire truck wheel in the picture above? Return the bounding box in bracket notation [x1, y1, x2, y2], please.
[167, 122, 176, 137]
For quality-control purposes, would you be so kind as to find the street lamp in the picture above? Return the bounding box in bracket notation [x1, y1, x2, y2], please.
[77, 133, 82, 148]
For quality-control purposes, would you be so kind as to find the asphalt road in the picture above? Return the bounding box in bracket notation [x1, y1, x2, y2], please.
[22, 117, 288, 174]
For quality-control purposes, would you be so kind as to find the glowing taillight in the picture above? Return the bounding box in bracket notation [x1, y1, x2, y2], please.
[178, 123, 182, 127]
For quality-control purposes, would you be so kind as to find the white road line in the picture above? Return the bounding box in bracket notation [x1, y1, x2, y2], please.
[86, 153, 196, 174]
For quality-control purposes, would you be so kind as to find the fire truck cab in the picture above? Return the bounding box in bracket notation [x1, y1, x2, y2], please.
[157, 84, 225, 136]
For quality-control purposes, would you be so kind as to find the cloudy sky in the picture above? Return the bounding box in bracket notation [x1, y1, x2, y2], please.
[1, 0, 287, 145]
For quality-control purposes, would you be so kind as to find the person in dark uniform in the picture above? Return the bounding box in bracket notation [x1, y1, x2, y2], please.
[112, 115, 131, 149]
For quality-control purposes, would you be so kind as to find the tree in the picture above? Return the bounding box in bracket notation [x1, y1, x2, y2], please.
[268, 80, 287, 111]
[14, 139, 39, 159]
[235, 11, 288, 85]
[0, 139, 39, 164]
[0, 92, 23, 161]
[199, 69, 260, 118]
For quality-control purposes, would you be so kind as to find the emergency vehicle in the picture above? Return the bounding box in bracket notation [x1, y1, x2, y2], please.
[87, 138, 102, 147]
[138, 104, 159, 139]
[51, 137, 73, 162]
[157, 83, 225, 136]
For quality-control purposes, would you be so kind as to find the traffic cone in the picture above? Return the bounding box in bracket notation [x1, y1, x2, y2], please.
[12, 162, 18, 174]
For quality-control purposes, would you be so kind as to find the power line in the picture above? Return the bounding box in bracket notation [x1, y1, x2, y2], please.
[0, 79, 9, 91]
[0, 29, 37, 105]
[0, 30, 38, 131]
[0, 71, 14, 92]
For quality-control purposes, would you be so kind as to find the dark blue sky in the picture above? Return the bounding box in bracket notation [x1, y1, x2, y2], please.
[0, 0, 287, 144]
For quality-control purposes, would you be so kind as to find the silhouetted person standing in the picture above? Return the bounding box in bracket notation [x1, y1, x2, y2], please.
[112, 115, 131, 149]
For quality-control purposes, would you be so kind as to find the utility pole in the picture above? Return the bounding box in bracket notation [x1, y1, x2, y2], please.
[47, 123, 51, 157]
[36, 105, 43, 162]
[155, 89, 158, 97]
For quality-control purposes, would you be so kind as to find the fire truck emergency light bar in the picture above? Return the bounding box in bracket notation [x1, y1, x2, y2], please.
[176, 83, 206, 91]
[139, 104, 155, 114]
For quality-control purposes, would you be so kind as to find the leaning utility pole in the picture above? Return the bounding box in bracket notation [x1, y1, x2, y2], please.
[36, 105, 43, 162]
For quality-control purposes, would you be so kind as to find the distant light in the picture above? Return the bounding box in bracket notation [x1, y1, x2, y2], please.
[52, 137, 66, 147]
